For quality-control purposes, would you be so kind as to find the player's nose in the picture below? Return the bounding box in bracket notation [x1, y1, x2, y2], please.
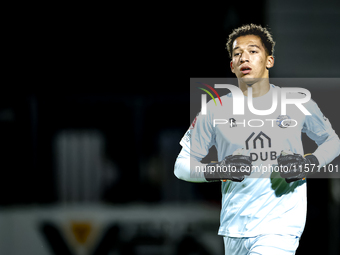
[240, 52, 249, 63]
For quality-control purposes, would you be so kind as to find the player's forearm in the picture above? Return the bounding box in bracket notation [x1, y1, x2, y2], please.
[174, 148, 208, 183]
[313, 135, 340, 167]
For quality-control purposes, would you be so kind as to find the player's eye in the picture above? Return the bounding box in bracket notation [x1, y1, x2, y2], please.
[250, 50, 257, 54]
[234, 52, 240, 56]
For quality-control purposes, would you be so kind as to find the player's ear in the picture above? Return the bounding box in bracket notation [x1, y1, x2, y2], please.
[266, 55, 274, 69]
[230, 60, 235, 73]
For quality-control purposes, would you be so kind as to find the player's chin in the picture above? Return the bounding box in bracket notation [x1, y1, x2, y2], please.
[240, 76, 261, 85]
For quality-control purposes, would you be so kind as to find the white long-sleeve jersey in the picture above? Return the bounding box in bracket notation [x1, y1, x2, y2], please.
[174, 84, 340, 237]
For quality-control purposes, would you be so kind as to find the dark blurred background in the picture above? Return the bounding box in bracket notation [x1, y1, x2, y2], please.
[0, 1, 339, 254]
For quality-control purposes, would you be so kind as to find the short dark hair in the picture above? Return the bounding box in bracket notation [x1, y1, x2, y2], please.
[226, 24, 275, 59]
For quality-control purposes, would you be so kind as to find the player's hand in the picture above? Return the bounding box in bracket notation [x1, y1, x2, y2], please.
[277, 150, 319, 183]
[204, 148, 252, 182]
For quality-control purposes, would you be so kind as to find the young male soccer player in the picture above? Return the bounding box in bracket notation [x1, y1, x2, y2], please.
[175, 24, 340, 254]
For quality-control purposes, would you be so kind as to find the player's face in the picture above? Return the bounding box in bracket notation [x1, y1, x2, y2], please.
[230, 35, 274, 83]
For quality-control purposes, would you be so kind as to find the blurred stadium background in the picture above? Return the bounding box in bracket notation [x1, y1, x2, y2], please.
[1, 0, 340, 254]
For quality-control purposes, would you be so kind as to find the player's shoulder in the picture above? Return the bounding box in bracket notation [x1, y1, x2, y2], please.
[272, 84, 318, 103]
[204, 91, 233, 107]
[203, 93, 233, 118]
[304, 97, 321, 116]
[271, 84, 304, 98]
[270, 84, 322, 114]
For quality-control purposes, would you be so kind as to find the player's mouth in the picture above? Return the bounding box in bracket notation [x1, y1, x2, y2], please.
[240, 65, 252, 75]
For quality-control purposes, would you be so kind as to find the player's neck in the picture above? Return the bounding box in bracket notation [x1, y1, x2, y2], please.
[239, 78, 270, 98]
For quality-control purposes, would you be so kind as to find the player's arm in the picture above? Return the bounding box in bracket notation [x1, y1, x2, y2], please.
[278, 99, 340, 183]
[174, 109, 214, 183]
[302, 100, 340, 168]
[175, 146, 252, 183]
[174, 145, 208, 183]
[174, 106, 252, 183]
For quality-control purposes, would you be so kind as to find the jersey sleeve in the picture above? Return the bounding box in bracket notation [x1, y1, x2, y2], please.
[175, 102, 216, 182]
[180, 104, 216, 161]
[302, 99, 340, 167]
